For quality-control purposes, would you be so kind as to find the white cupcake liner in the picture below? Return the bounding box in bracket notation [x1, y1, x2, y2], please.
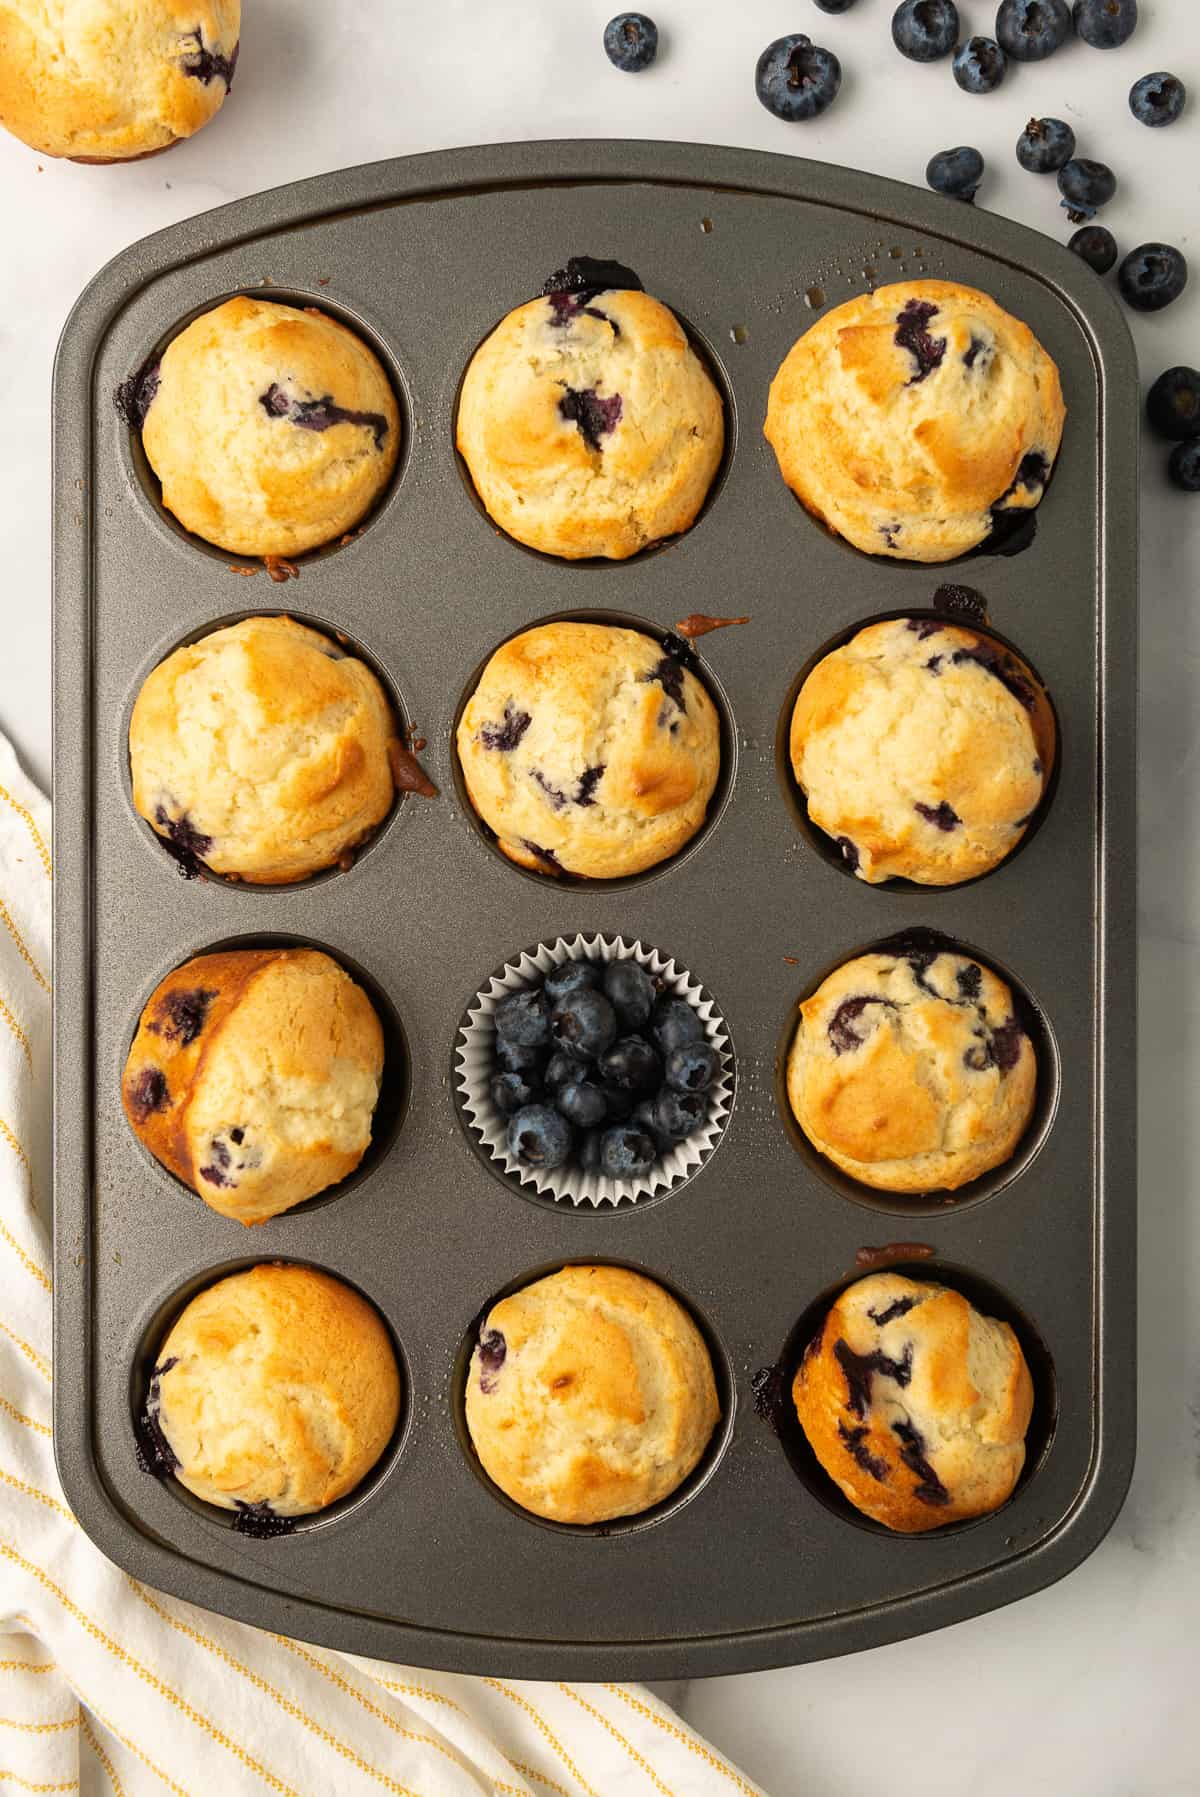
[456, 934, 732, 1207]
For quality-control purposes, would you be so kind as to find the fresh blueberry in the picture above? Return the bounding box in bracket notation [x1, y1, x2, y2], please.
[649, 996, 704, 1054]
[1016, 117, 1075, 173]
[755, 34, 842, 121]
[1129, 71, 1187, 128]
[603, 12, 658, 72]
[953, 36, 1007, 93]
[598, 1035, 661, 1094]
[1118, 243, 1188, 312]
[495, 988, 550, 1048]
[632, 1096, 674, 1151]
[543, 959, 599, 1005]
[1073, 0, 1136, 48]
[551, 987, 617, 1059]
[653, 1087, 707, 1142]
[599, 1126, 657, 1180]
[1069, 224, 1118, 274]
[556, 1079, 610, 1127]
[1057, 158, 1117, 222]
[544, 1048, 586, 1089]
[926, 146, 985, 203]
[665, 1040, 720, 1093]
[996, 0, 1071, 60]
[506, 1104, 572, 1170]
[600, 1082, 636, 1121]
[891, 1, 959, 62]
[1168, 441, 1200, 492]
[815, 0, 858, 9]
[579, 1129, 604, 1173]
[496, 1037, 545, 1075]
[1147, 368, 1200, 441]
[602, 959, 656, 1029]
[491, 1071, 540, 1116]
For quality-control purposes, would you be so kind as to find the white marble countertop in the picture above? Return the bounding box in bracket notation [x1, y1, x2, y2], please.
[2, 3, 1196, 1792]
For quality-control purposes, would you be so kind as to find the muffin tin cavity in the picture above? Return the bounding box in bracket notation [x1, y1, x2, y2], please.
[117, 288, 412, 571]
[130, 1258, 411, 1536]
[452, 1259, 736, 1537]
[451, 608, 737, 892]
[763, 1258, 1058, 1540]
[776, 927, 1060, 1217]
[123, 608, 416, 891]
[777, 605, 1061, 893]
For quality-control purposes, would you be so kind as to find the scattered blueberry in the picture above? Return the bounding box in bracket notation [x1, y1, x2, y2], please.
[650, 996, 704, 1054]
[1147, 368, 1200, 441]
[1168, 441, 1200, 492]
[1073, 0, 1136, 48]
[1118, 242, 1188, 312]
[495, 989, 551, 1048]
[491, 1071, 540, 1115]
[755, 33, 842, 121]
[599, 1126, 658, 1180]
[1069, 224, 1118, 274]
[815, 0, 858, 9]
[506, 1104, 572, 1170]
[926, 147, 985, 203]
[551, 987, 617, 1059]
[1057, 158, 1117, 222]
[544, 959, 599, 1005]
[1129, 71, 1186, 128]
[953, 36, 1007, 93]
[891, 1, 959, 62]
[996, 0, 1071, 60]
[603, 12, 658, 72]
[556, 1079, 610, 1127]
[665, 1041, 720, 1093]
[599, 1035, 661, 1094]
[603, 959, 656, 1029]
[653, 1087, 707, 1141]
[1016, 117, 1075, 174]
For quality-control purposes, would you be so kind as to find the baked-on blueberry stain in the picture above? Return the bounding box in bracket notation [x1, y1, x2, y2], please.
[956, 962, 983, 1002]
[905, 948, 941, 998]
[532, 770, 568, 810]
[837, 1421, 889, 1482]
[925, 655, 943, 674]
[951, 643, 1036, 710]
[541, 256, 644, 303]
[642, 633, 692, 714]
[114, 357, 161, 429]
[891, 1417, 951, 1506]
[828, 996, 896, 1055]
[867, 1296, 918, 1327]
[127, 1067, 169, 1123]
[198, 1136, 234, 1189]
[547, 291, 620, 336]
[148, 986, 217, 1047]
[880, 523, 902, 549]
[834, 1338, 913, 1419]
[153, 805, 213, 878]
[933, 582, 989, 625]
[522, 839, 565, 874]
[259, 383, 389, 451]
[963, 336, 990, 370]
[837, 836, 860, 872]
[894, 299, 946, 384]
[751, 1364, 787, 1434]
[479, 704, 531, 751]
[915, 800, 961, 832]
[478, 1329, 507, 1393]
[558, 385, 623, 452]
[230, 1126, 245, 1145]
[179, 29, 240, 89]
[232, 1501, 297, 1539]
[574, 765, 605, 807]
[906, 617, 941, 641]
[965, 1016, 1025, 1073]
[136, 1358, 179, 1477]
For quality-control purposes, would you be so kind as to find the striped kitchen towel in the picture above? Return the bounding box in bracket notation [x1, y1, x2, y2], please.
[0, 728, 764, 1797]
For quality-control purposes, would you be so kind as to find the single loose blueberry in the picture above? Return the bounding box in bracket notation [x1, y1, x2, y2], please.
[506, 1104, 572, 1170]
[649, 996, 704, 1054]
[1016, 117, 1075, 173]
[556, 1078, 610, 1127]
[1057, 158, 1117, 222]
[1168, 441, 1200, 492]
[1069, 224, 1118, 274]
[892, 1, 959, 62]
[953, 36, 1007, 93]
[653, 1087, 706, 1142]
[926, 146, 985, 203]
[996, 0, 1071, 61]
[603, 13, 658, 72]
[598, 1035, 661, 1094]
[496, 1037, 545, 1075]
[551, 987, 617, 1059]
[665, 1040, 720, 1093]
[495, 989, 551, 1048]
[1147, 368, 1200, 441]
[544, 959, 600, 1005]
[544, 1047, 587, 1089]
[1073, 0, 1136, 48]
[491, 1070, 540, 1115]
[755, 34, 842, 121]
[815, 0, 858, 9]
[1130, 70, 1186, 128]
[599, 1126, 658, 1180]
[603, 959, 656, 1029]
[1118, 243, 1188, 312]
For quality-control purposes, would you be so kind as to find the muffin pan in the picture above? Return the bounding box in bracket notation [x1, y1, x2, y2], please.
[53, 140, 1137, 1677]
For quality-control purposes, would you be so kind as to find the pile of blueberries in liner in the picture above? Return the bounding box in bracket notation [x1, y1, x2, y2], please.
[489, 956, 724, 1184]
[602, 3, 1198, 490]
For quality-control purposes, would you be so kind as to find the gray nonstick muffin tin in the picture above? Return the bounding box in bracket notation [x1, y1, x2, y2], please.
[53, 140, 1138, 1678]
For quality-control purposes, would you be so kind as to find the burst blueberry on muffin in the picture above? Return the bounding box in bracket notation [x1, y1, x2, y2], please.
[764, 280, 1066, 561]
[787, 947, 1037, 1193]
[790, 616, 1056, 884]
[792, 1271, 1034, 1532]
[130, 615, 401, 884]
[0, 2, 239, 162]
[456, 258, 724, 558]
[134, 297, 399, 556]
[145, 1264, 400, 1521]
[123, 947, 385, 1224]
[465, 1264, 720, 1524]
[456, 620, 721, 879]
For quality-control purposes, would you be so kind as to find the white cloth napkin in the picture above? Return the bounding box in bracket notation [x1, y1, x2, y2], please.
[0, 729, 763, 1797]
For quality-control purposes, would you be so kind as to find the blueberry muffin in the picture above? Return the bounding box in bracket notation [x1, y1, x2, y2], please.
[0, 2, 238, 162]
[465, 1264, 719, 1524]
[456, 266, 724, 559]
[790, 617, 1056, 885]
[123, 947, 385, 1224]
[130, 615, 400, 884]
[764, 280, 1066, 561]
[457, 621, 721, 879]
[787, 948, 1037, 1193]
[793, 1272, 1033, 1532]
[146, 1264, 400, 1520]
[137, 297, 399, 556]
